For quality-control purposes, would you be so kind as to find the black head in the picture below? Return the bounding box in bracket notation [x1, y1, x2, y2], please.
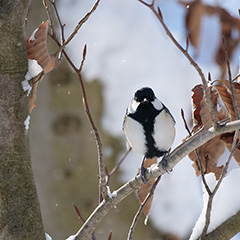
[134, 87, 156, 103]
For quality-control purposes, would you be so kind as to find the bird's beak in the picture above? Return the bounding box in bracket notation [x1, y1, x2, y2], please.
[142, 98, 148, 104]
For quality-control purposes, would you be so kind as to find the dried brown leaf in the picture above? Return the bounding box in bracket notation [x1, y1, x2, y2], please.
[27, 20, 58, 73]
[214, 80, 240, 120]
[29, 72, 44, 113]
[189, 136, 225, 179]
[214, 8, 240, 78]
[137, 157, 157, 217]
[199, 94, 212, 130]
[183, 0, 205, 48]
[191, 84, 204, 131]
[221, 132, 240, 165]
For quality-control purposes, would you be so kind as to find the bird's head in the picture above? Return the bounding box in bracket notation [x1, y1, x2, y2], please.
[134, 87, 155, 104]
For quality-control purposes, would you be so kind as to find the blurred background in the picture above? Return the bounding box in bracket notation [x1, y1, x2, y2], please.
[26, 0, 240, 239]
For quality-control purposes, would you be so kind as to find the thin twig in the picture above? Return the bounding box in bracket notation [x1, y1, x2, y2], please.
[72, 203, 97, 240]
[223, 36, 240, 120]
[195, 149, 212, 195]
[127, 176, 161, 240]
[56, 0, 101, 55]
[107, 148, 132, 180]
[181, 109, 212, 195]
[137, 0, 219, 130]
[73, 203, 85, 223]
[76, 47, 107, 201]
[181, 108, 191, 137]
[50, 0, 65, 44]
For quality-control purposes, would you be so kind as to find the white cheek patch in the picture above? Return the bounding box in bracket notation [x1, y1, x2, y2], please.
[152, 99, 163, 111]
[128, 99, 140, 114]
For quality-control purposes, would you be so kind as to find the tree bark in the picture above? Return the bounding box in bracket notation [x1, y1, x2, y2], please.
[0, 1, 45, 239]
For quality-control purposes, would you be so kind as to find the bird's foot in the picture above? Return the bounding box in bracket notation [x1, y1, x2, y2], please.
[140, 165, 151, 185]
[160, 155, 172, 173]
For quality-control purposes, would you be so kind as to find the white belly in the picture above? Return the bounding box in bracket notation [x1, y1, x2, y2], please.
[123, 116, 146, 156]
[153, 110, 175, 151]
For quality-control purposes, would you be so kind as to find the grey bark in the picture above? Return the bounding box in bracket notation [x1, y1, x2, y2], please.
[0, 1, 45, 239]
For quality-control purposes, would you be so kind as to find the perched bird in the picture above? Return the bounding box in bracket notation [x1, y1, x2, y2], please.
[123, 87, 176, 183]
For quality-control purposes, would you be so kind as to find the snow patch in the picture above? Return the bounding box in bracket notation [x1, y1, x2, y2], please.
[190, 169, 240, 240]
[107, 185, 117, 198]
[29, 27, 38, 41]
[45, 233, 52, 240]
[24, 115, 31, 131]
[22, 59, 43, 96]
[66, 235, 76, 240]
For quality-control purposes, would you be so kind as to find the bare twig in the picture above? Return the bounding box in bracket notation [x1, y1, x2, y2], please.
[137, 0, 219, 130]
[223, 36, 240, 120]
[181, 109, 212, 195]
[195, 149, 212, 196]
[76, 46, 107, 201]
[73, 203, 85, 223]
[56, 0, 101, 55]
[127, 176, 161, 240]
[49, 0, 65, 44]
[181, 108, 191, 137]
[106, 148, 132, 182]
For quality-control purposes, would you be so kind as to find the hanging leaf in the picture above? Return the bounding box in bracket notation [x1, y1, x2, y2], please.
[179, 0, 205, 49]
[180, 0, 240, 78]
[214, 80, 240, 120]
[27, 20, 58, 73]
[26, 21, 59, 112]
[191, 84, 204, 131]
[189, 136, 225, 180]
[221, 132, 240, 165]
[137, 157, 158, 218]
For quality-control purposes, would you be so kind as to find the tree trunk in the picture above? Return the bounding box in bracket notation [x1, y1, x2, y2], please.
[0, 1, 45, 239]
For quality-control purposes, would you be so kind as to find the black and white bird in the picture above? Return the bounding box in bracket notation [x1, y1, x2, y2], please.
[123, 87, 176, 183]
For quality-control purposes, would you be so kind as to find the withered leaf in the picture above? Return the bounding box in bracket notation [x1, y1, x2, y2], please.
[180, 0, 205, 49]
[191, 84, 204, 131]
[137, 157, 158, 217]
[26, 21, 59, 112]
[221, 132, 240, 165]
[27, 20, 58, 73]
[214, 80, 240, 120]
[180, 0, 240, 78]
[189, 136, 225, 180]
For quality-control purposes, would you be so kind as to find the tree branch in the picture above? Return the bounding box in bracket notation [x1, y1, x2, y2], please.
[68, 120, 240, 239]
[199, 209, 240, 240]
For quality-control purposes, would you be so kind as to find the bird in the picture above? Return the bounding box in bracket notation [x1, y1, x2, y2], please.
[123, 87, 176, 183]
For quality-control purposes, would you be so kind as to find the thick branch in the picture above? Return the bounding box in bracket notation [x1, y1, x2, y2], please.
[70, 120, 240, 239]
[199, 209, 240, 240]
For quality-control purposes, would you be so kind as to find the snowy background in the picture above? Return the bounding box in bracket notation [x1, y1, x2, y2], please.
[57, 0, 240, 239]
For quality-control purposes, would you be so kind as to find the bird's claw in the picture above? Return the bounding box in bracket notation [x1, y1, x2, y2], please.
[140, 166, 151, 185]
[160, 155, 172, 174]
